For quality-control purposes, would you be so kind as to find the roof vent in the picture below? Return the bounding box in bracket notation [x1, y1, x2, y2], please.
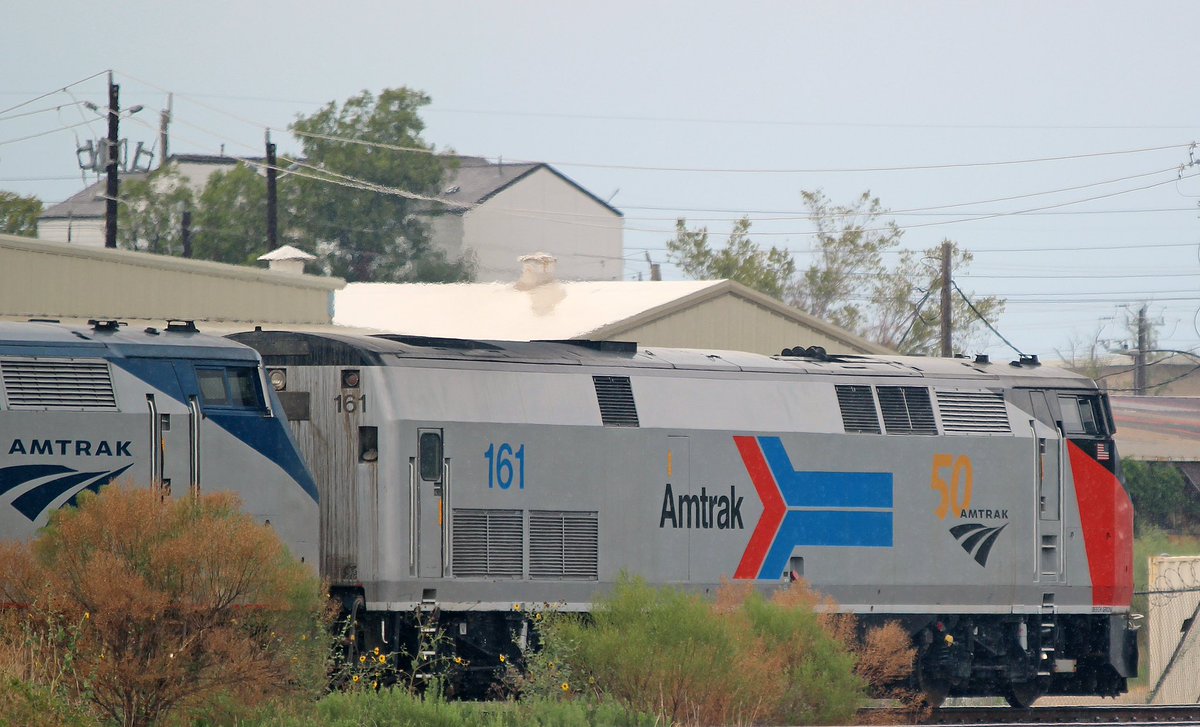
[515, 252, 557, 290]
[257, 245, 315, 275]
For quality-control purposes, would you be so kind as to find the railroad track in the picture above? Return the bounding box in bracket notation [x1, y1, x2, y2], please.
[896, 704, 1200, 724]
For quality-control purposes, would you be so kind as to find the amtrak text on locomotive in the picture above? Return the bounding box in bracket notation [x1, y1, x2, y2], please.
[7, 439, 132, 457]
[659, 483, 744, 529]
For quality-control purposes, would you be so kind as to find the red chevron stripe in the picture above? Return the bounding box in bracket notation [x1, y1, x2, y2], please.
[733, 436, 785, 579]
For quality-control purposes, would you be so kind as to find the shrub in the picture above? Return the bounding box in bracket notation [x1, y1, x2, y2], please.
[520, 575, 900, 726]
[0, 484, 328, 727]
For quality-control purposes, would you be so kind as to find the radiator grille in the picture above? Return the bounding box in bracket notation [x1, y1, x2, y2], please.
[877, 386, 937, 435]
[1, 360, 117, 411]
[593, 375, 639, 427]
[451, 509, 523, 578]
[530, 511, 599, 580]
[835, 384, 881, 433]
[936, 390, 1011, 433]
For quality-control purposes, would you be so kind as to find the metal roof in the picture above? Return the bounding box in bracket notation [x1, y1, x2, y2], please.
[436, 156, 623, 217]
[1111, 395, 1200, 461]
[39, 173, 148, 220]
[0, 320, 258, 360]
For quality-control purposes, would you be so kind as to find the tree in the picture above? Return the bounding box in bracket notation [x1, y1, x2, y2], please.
[667, 191, 1004, 355]
[117, 168, 194, 254]
[791, 190, 900, 334]
[1124, 459, 1200, 532]
[666, 216, 796, 298]
[0, 191, 42, 236]
[867, 242, 1004, 355]
[192, 164, 276, 265]
[0, 486, 327, 727]
[288, 88, 473, 282]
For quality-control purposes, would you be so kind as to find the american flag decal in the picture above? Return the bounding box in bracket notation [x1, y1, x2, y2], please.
[1096, 442, 1110, 461]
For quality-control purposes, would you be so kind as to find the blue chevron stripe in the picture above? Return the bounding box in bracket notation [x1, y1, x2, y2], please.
[0, 464, 73, 497]
[11, 464, 132, 522]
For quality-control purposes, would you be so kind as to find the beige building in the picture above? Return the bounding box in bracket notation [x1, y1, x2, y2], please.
[428, 156, 624, 282]
[333, 274, 889, 356]
[0, 233, 343, 331]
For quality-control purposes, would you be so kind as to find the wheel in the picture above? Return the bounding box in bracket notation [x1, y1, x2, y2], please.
[341, 593, 367, 662]
[917, 663, 951, 709]
[1004, 680, 1042, 709]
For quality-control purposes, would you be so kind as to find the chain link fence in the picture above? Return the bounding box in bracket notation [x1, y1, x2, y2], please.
[1144, 555, 1200, 704]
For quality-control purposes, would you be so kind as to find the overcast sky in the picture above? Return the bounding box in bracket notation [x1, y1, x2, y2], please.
[4, 1, 1200, 367]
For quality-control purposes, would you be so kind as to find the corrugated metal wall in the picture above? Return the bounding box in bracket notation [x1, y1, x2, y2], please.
[617, 293, 881, 356]
[0, 234, 342, 324]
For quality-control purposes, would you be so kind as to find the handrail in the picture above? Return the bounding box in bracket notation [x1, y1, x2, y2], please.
[147, 394, 161, 489]
[188, 396, 201, 497]
[408, 459, 417, 572]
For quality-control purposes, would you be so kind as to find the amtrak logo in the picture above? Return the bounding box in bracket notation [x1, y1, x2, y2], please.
[949, 522, 1007, 567]
[733, 436, 893, 580]
[0, 464, 132, 522]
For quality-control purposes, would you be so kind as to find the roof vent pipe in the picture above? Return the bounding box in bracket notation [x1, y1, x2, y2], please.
[515, 252, 558, 290]
[257, 244, 316, 275]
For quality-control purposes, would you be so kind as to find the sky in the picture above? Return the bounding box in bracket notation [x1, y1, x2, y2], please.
[4, 1, 1200, 368]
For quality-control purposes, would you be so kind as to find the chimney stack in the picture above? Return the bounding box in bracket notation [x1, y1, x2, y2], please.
[515, 252, 558, 290]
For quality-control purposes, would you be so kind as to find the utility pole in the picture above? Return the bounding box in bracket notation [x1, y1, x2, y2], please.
[105, 72, 120, 249]
[1135, 304, 1149, 395]
[940, 240, 952, 357]
[265, 130, 278, 249]
[181, 208, 192, 259]
[159, 93, 172, 167]
[644, 251, 661, 281]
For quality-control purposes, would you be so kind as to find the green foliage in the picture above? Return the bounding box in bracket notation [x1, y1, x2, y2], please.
[192, 164, 275, 265]
[0, 485, 329, 727]
[1124, 460, 1200, 532]
[117, 168, 196, 254]
[521, 576, 866, 725]
[667, 191, 1003, 354]
[0, 675, 98, 727]
[242, 689, 654, 727]
[0, 191, 42, 236]
[288, 88, 473, 283]
[667, 216, 796, 298]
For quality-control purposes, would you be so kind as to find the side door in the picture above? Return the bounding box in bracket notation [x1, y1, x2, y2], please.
[1027, 391, 1063, 582]
[415, 428, 445, 578]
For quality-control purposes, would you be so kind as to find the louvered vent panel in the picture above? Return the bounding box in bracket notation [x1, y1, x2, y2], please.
[877, 386, 937, 435]
[530, 511, 598, 580]
[936, 390, 1011, 434]
[451, 509, 523, 578]
[593, 376, 639, 427]
[1, 360, 117, 411]
[835, 384, 881, 433]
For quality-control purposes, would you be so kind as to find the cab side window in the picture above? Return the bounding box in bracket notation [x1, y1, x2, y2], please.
[1057, 394, 1104, 436]
[197, 368, 229, 406]
[197, 367, 264, 410]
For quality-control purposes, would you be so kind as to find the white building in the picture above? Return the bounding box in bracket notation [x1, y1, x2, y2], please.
[428, 156, 623, 282]
[36, 155, 245, 246]
[333, 257, 888, 356]
[37, 154, 626, 284]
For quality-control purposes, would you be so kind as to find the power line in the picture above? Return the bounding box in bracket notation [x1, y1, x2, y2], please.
[0, 71, 107, 117]
[0, 118, 99, 147]
[280, 125, 1194, 175]
[0, 101, 88, 123]
[423, 106, 1200, 132]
